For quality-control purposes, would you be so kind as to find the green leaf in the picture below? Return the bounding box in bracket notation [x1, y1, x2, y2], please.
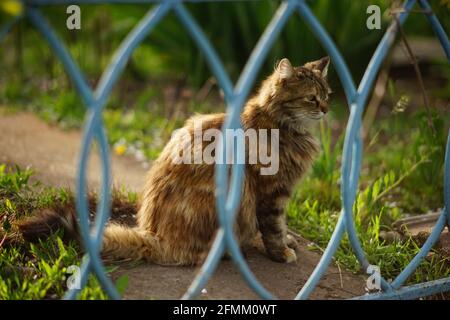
[56, 237, 67, 258]
[40, 260, 53, 276]
[5, 198, 14, 212]
[372, 180, 381, 200]
[115, 274, 129, 296]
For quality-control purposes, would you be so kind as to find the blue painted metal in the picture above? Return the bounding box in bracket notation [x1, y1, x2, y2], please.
[338, 0, 417, 294]
[353, 276, 450, 300]
[1, 0, 449, 300]
[25, 7, 120, 299]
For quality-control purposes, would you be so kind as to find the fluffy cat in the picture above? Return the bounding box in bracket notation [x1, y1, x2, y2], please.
[19, 57, 331, 265]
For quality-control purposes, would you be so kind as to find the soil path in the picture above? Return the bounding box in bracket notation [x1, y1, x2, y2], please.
[0, 109, 366, 299]
[0, 110, 145, 191]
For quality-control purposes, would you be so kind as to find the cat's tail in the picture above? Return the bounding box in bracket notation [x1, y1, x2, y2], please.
[18, 207, 80, 243]
[18, 209, 164, 263]
[101, 224, 163, 262]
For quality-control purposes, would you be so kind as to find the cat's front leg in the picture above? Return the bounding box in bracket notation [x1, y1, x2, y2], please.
[256, 200, 297, 263]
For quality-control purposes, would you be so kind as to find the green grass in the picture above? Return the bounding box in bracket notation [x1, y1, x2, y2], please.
[0, 164, 130, 299]
[1, 102, 449, 298]
[0, 41, 449, 295]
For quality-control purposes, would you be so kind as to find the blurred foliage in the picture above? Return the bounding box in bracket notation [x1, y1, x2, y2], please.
[0, 0, 23, 17]
[108, 0, 450, 86]
[1, 0, 449, 88]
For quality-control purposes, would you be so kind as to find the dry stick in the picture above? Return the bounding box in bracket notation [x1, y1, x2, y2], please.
[196, 77, 217, 102]
[0, 233, 7, 249]
[336, 262, 344, 289]
[391, 7, 448, 234]
[390, 8, 433, 15]
[362, 61, 391, 143]
[392, 14, 436, 134]
[306, 241, 346, 291]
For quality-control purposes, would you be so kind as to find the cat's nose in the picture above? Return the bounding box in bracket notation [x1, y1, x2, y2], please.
[320, 104, 328, 114]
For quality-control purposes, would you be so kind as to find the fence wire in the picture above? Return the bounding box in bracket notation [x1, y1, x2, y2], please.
[1, 0, 449, 300]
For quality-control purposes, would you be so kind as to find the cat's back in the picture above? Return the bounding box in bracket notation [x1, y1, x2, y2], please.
[138, 112, 227, 225]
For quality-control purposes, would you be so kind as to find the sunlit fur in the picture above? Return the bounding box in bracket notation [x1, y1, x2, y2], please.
[250, 57, 332, 133]
[21, 57, 332, 266]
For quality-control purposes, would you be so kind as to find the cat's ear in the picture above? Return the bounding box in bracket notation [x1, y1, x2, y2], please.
[276, 58, 294, 80]
[304, 56, 330, 78]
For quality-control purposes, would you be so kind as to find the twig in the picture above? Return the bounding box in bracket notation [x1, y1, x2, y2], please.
[391, 14, 436, 134]
[196, 77, 217, 101]
[336, 262, 344, 289]
[0, 233, 7, 249]
[389, 9, 433, 15]
[362, 62, 391, 143]
[307, 242, 345, 289]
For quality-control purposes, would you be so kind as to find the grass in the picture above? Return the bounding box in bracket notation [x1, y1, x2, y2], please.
[0, 164, 133, 299]
[1, 100, 449, 298]
[287, 107, 450, 288]
[1, 71, 450, 297]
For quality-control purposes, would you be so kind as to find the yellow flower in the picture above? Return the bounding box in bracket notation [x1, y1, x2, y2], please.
[0, 0, 24, 16]
[114, 144, 127, 156]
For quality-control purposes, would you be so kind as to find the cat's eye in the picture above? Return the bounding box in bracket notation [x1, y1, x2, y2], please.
[306, 95, 316, 103]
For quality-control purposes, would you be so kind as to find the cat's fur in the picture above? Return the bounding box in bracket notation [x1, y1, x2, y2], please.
[19, 57, 331, 265]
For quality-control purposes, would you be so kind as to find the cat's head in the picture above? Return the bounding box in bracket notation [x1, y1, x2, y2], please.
[262, 57, 332, 127]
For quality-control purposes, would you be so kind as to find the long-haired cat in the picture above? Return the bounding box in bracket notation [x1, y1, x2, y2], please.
[19, 57, 331, 265]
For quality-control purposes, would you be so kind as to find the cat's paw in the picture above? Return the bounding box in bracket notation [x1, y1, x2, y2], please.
[283, 247, 297, 263]
[286, 234, 299, 252]
[268, 247, 297, 263]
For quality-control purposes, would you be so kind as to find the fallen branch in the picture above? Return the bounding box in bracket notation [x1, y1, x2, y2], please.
[391, 13, 436, 134]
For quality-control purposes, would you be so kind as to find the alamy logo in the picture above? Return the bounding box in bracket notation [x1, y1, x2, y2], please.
[366, 5, 381, 30]
[66, 265, 81, 290]
[169, 120, 279, 175]
[366, 265, 381, 291]
[66, 5, 81, 30]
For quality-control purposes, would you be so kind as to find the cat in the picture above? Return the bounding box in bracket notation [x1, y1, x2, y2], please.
[19, 57, 331, 265]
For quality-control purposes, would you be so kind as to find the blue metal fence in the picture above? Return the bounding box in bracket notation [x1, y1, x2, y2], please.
[1, 0, 449, 300]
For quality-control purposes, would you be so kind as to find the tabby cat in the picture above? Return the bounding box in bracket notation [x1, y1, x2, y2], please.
[20, 57, 331, 265]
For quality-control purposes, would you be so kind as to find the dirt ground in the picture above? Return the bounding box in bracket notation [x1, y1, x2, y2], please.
[113, 232, 366, 300]
[0, 110, 145, 191]
[0, 109, 367, 299]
